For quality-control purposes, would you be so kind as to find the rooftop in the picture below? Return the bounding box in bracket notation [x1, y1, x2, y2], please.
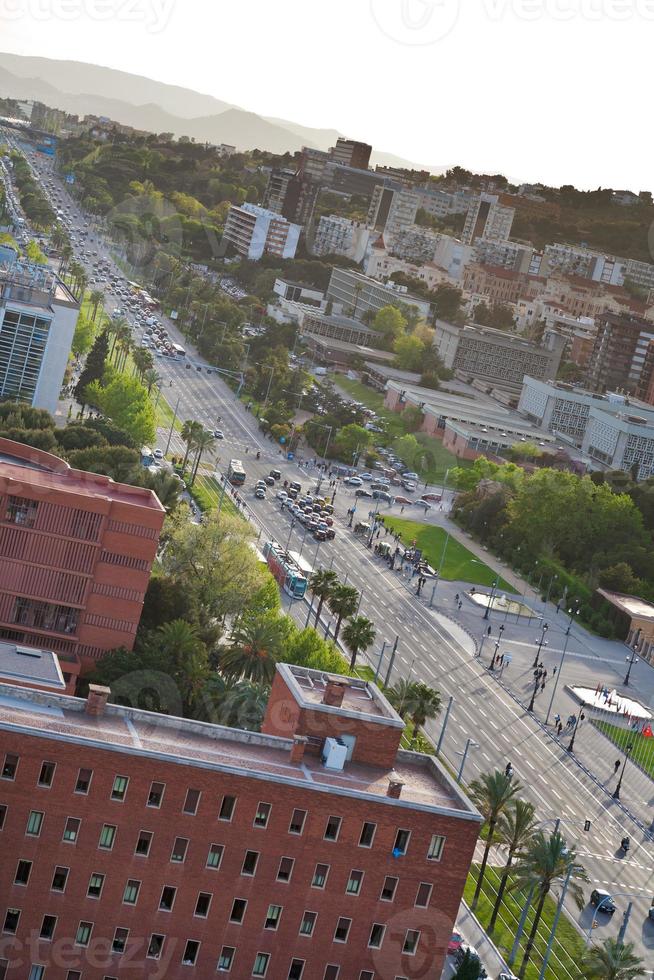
[0, 679, 479, 820]
[0, 642, 66, 690]
[279, 664, 404, 728]
[597, 589, 654, 622]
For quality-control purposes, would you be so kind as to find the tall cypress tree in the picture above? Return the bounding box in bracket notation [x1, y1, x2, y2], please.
[74, 330, 109, 408]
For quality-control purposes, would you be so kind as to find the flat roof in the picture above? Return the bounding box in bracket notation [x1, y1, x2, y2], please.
[597, 589, 654, 621]
[0, 683, 479, 820]
[278, 664, 405, 728]
[0, 642, 66, 690]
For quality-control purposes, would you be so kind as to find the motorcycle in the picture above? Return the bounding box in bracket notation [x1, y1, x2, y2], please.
[620, 837, 630, 854]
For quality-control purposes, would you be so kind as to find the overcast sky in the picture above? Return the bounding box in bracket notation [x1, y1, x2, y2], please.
[2, 0, 652, 189]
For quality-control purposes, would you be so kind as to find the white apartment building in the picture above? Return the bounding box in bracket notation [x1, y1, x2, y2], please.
[389, 227, 441, 264]
[222, 203, 301, 260]
[311, 215, 372, 263]
[0, 251, 79, 414]
[367, 185, 420, 241]
[473, 238, 535, 274]
[462, 193, 515, 245]
[544, 243, 625, 285]
[415, 187, 472, 219]
[365, 249, 455, 291]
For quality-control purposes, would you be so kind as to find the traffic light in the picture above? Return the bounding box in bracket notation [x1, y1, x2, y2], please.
[584, 820, 592, 832]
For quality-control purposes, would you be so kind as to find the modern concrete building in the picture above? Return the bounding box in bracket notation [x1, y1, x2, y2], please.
[367, 185, 420, 242]
[222, 204, 301, 261]
[300, 311, 381, 347]
[326, 268, 431, 321]
[0, 664, 480, 979]
[462, 194, 515, 245]
[0, 436, 164, 668]
[585, 311, 654, 395]
[0, 252, 79, 414]
[311, 216, 372, 263]
[329, 138, 372, 170]
[473, 238, 536, 274]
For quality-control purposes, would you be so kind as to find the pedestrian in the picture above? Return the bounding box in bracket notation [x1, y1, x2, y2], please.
[400, 505, 405, 513]
[554, 713, 561, 726]
[556, 721, 563, 736]
[540, 680, 546, 692]
[614, 759, 621, 774]
[458, 600, 463, 611]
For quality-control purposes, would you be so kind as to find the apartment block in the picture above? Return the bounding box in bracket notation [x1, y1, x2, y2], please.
[367, 184, 420, 241]
[462, 193, 515, 245]
[329, 138, 372, 170]
[473, 238, 535, 274]
[327, 267, 432, 320]
[311, 215, 372, 263]
[0, 436, 164, 667]
[0, 251, 79, 414]
[585, 311, 654, 394]
[0, 664, 481, 979]
[222, 203, 301, 261]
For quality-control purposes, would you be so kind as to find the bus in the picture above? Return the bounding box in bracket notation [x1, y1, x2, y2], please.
[171, 342, 186, 357]
[262, 541, 308, 599]
[227, 459, 246, 486]
[140, 446, 155, 466]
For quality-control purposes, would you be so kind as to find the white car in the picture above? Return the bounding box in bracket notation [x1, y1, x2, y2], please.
[154, 449, 163, 460]
[413, 499, 432, 510]
[276, 489, 288, 500]
[344, 477, 363, 487]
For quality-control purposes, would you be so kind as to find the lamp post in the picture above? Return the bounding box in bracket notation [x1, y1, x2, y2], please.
[484, 578, 499, 621]
[527, 666, 542, 713]
[566, 706, 585, 753]
[624, 629, 641, 686]
[456, 738, 478, 783]
[533, 622, 549, 667]
[489, 624, 505, 670]
[544, 624, 571, 725]
[612, 743, 633, 800]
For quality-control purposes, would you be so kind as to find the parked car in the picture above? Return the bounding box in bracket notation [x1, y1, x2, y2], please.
[254, 487, 266, 499]
[270, 469, 282, 480]
[276, 489, 288, 501]
[413, 499, 432, 510]
[356, 488, 373, 498]
[264, 476, 275, 487]
[590, 889, 616, 914]
[421, 492, 442, 502]
[393, 495, 412, 505]
[153, 449, 163, 460]
[344, 476, 363, 487]
[372, 490, 393, 502]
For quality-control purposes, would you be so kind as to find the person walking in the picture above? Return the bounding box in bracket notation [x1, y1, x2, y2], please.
[614, 759, 621, 774]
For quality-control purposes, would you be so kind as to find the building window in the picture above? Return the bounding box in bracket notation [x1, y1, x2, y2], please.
[254, 802, 271, 828]
[66, 973, 81, 980]
[2, 754, 18, 780]
[194, 893, 212, 918]
[75, 921, 93, 947]
[111, 776, 129, 802]
[368, 923, 385, 949]
[393, 828, 410, 856]
[147, 935, 165, 960]
[219, 795, 236, 821]
[217, 946, 235, 971]
[3, 910, 20, 934]
[334, 917, 351, 943]
[324, 968, 340, 980]
[112, 928, 129, 954]
[183, 789, 201, 815]
[0, 805, 6, 830]
[75, 768, 92, 794]
[63, 817, 81, 843]
[289, 808, 306, 835]
[159, 886, 176, 912]
[135, 830, 153, 856]
[427, 834, 445, 861]
[264, 905, 282, 930]
[206, 843, 223, 869]
[252, 953, 270, 977]
[359, 821, 376, 847]
[381, 876, 398, 902]
[277, 856, 294, 882]
[346, 869, 363, 895]
[38, 761, 56, 787]
[299, 911, 317, 936]
[147, 781, 165, 807]
[26, 810, 44, 837]
[403, 930, 420, 955]
[242, 850, 259, 876]
[360, 973, 374, 980]
[324, 815, 342, 841]
[98, 824, 116, 849]
[182, 941, 200, 966]
[312, 863, 329, 888]
[5, 496, 38, 528]
[229, 898, 247, 924]
[27, 968, 45, 980]
[288, 961, 305, 980]
[123, 880, 140, 905]
[171, 837, 188, 862]
[51, 867, 68, 892]
[14, 860, 32, 885]
[87, 873, 105, 899]
[415, 882, 432, 908]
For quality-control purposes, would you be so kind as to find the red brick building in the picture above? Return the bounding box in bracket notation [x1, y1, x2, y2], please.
[0, 665, 481, 979]
[0, 437, 164, 670]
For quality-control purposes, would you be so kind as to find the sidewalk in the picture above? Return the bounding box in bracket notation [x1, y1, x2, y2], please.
[444, 901, 511, 980]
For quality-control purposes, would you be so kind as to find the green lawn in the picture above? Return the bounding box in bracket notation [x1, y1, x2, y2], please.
[464, 865, 586, 980]
[189, 474, 243, 520]
[383, 517, 512, 589]
[593, 720, 654, 779]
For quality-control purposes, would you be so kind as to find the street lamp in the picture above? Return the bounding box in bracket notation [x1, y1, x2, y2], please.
[566, 705, 585, 753]
[484, 578, 499, 621]
[456, 738, 478, 783]
[533, 622, 549, 667]
[612, 742, 633, 800]
[527, 665, 543, 712]
[544, 623, 573, 725]
[624, 629, 641, 686]
[489, 624, 505, 670]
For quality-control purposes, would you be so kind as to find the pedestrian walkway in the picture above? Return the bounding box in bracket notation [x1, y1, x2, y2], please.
[452, 901, 511, 979]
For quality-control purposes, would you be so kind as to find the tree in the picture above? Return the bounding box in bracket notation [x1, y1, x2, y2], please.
[453, 948, 484, 980]
[393, 333, 425, 371]
[469, 770, 522, 910]
[405, 682, 441, 741]
[74, 330, 109, 407]
[67, 446, 141, 483]
[309, 569, 338, 627]
[432, 283, 463, 322]
[386, 678, 418, 717]
[511, 831, 588, 978]
[71, 314, 96, 357]
[584, 939, 644, 980]
[147, 619, 209, 715]
[488, 799, 537, 933]
[132, 347, 154, 380]
[181, 419, 204, 472]
[143, 368, 161, 394]
[341, 615, 376, 671]
[331, 423, 372, 463]
[142, 468, 183, 512]
[221, 612, 290, 684]
[373, 304, 407, 338]
[86, 375, 156, 446]
[190, 429, 215, 484]
[89, 289, 105, 321]
[327, 583, 359, 642]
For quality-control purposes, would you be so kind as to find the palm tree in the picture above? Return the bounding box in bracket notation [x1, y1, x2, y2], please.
[108, 317, 129, 358]
[488, 799, 537, 933]
[405, 682, 441, 741]
[143, 368, 161, 395]
[309, 569, 338, 627]
[584, 939, 644, 980]
[89, 289, 105, 321]
[386, 678, 417, 717]
[511, 830, 588, 978]
[469, 770, 522, 910]
[327, 583, 360, 642]
[190, 429, 215, 485]
[221, 615, 287, 685]
[341, 615, 376, 671]
[218, 680, 270, 731]
[142, 469, 182, 512]
[180, 419, 203, 472]
[58, 243, 73, 274]
[132, 347, 154, 380]
[153, 619, 209, 715]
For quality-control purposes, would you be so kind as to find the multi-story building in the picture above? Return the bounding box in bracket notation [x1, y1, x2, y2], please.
[462, 264, 544, 307]
[367, 185, 420, 241]
[389, 226, 441, 264]
[415, 187, 472, 219]
[473, 238, 535, 274]
[262, 168, 318, 227]
[365, 249, 456, 291]
[461, 194, 515, 245]
[326, 268, 432, 321]
[311, 216, 372, 263]
[222, 204, 301, 261]
[0, 663, 480, 979]
[544, 243, 625, 286]
[0, 436, 164, 668]
[329, 138, 372, 170]
[374, 165, 431, 187]
[434, 320, 564, 394]
[0, 252, 79, 414]
[299, 311, 380, 347]
[585, 311, 654, 394]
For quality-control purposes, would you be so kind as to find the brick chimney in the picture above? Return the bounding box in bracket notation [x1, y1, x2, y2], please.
[85, 684, 111, 718]
[290, 735, 308, 764]
[387, 778, 404, 799]
[322, 677, 348, 708]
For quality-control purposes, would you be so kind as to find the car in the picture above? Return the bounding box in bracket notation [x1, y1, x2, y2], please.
[402, 481, 417, 492]
[289, 480, 301, 492]
[403, 471, 419, 481]
[413, 499, 432, 510]
[153, 449, 163, 460]
[447, 933, 464, 955]
[314, 528, 327, 541]
[421, 492, 442, 502]
[287, 487, 298, 500]
[213, 430, 224, 439]
[254, 487, 266, 500]
[590, 889, 616, 914]
[270, 469, 282, 480]
[359, 472, 373, 481]
[196, 366, 202, 372]
[185, 363, 192, 370]
[256, 479, 267, 488]
[344, 477, 363, 487]
[265, 476, 275, 487]
[276, 490, 288, 500]
[393, 495, 412, 505]
[356, 488, 373, 498]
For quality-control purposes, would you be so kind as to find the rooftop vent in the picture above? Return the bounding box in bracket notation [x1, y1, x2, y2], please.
[322, 677, 349, 708]
[85, 684, 111, 718]
[16, 645, 41, 658]
[387, 778, 404, 799]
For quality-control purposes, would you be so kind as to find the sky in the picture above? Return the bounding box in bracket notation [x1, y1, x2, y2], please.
[1, 0, 653, 190]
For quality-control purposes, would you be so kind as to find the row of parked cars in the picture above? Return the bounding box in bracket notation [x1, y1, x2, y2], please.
[276, 487, 337, 541]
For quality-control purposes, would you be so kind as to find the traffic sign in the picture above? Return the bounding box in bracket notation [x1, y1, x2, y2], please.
[287, 452, 294, 460]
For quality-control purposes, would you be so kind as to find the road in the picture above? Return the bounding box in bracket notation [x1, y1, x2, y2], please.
[18, 144, 654, 971]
